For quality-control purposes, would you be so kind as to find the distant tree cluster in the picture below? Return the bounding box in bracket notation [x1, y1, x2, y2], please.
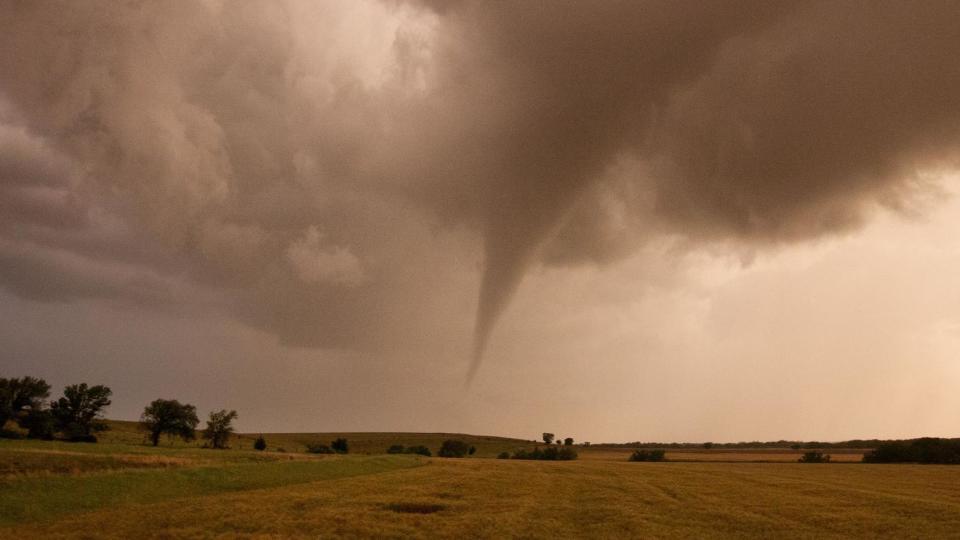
[511, 446, 578, 461]
[307, 438, 349, 454]
[863, 438, 960, 464]
[628, 449, 666, 462]
[1, 377, 111, 442]
[2, 376, 243, 449]
[798, 451, 831, 463]
[387, 444, 432, 456]
[438, 439, 471, 458]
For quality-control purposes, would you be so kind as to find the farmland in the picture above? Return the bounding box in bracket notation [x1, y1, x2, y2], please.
[3, 423, 960, 538]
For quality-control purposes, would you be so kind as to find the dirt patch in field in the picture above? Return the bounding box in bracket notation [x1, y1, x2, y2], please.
[385, 502, 446, 514]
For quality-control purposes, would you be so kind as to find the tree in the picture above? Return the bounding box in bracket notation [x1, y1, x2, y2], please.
[542, 433, 555, 445]
[202, 409, 237, 449]
[50, 383, 112, 441]
[140, 399, 199, 446]
[22, 409, 55, 440]
[564, 437, 574, 446]
[703, 442, 714, 450]
[0, 376, 50, 430]
[468, 445, 477, 455]
[331, 437, 349, 454]
[254, 435, 267, 451]
[438, 439, 470, 458]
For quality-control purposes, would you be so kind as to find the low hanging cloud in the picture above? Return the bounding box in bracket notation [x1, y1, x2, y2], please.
[2, 1, 960, 375]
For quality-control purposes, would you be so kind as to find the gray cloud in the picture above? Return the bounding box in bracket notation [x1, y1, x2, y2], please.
[2, 1, 960, 377]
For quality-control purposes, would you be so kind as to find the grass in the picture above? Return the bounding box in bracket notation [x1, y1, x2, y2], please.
[2, 427, 958, 538]
[0, 453, 423, 526]
[5, 457, 960, 538]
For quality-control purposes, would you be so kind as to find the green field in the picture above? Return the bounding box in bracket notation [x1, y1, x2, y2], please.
[2, 425, 959, 538]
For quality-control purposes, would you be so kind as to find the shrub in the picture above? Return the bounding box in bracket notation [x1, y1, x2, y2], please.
[468, 445, 476, 455]
[438, 439, 470, 458]
[511, 446, 577, 461]
[799, 451, 831, 463]
[306, 443, 334, 454]
[331, 438, 349, 454]
[66, 434, 98, 443]
[629, 449, 666, 462]
[387, 444, 431, 456]
[254, 435, 267, 451]
[497, 451, 510, 459]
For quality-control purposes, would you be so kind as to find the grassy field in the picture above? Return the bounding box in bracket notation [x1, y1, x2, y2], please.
[2, 427, 958, 538]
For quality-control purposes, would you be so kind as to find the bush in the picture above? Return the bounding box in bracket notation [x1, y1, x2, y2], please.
[438, 439, 470, 458]
[254, 435, 267, 451]
[629, 449, 666, 462]
[331, 438, 349, 454]
[798, 451, 831, 463]
[511, 446, 578, 461]
[66, 434, 98, 443]
[306, 443, 335, 454]
[468, 445, 476, 455]
[387, 444, 432, 456]
[497, 451, 510, 459]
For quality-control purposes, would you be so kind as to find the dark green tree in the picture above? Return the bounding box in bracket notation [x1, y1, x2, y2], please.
[22, 409, 55, 440]
[564, 437, 574, 446]
[202, 409, 238, 449]
[0, 376, 50, 431]
[542, 433, 555, 445]
[50, 383, 112, 441]
[140, 399, 199, 446]
[254, 435, 267, 451]
[438, 439, 470, 458]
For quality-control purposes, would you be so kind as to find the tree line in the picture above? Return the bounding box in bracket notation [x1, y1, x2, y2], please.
[1, 376, 238, 449]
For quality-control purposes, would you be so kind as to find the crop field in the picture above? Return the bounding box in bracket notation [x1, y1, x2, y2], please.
[2, 429, 959, 538]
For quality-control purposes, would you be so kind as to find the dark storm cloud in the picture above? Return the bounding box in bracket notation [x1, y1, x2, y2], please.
[2, 1, 960, 374]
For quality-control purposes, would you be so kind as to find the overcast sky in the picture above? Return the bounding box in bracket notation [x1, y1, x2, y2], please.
[2, 1, 960, 443]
